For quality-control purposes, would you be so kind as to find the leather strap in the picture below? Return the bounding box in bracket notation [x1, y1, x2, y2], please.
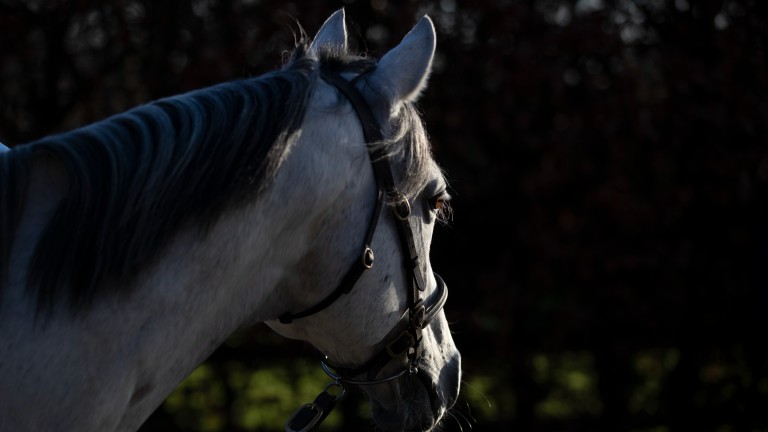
[279, 187, 384, 323]
[282, 68, 448, 432]
[318, 71, 428, 368]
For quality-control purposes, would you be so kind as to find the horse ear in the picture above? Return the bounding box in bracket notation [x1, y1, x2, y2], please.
[370, 15, 436, 103]
[309, 8, 347, 56]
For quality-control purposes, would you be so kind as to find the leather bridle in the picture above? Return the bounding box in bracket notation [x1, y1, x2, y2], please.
[282, 68, 449, 432]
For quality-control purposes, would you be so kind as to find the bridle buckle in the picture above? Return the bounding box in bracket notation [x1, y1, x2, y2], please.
[361, 247, 374, 269]
[411, 301, 427, 329]
[392, 195, 411, 220]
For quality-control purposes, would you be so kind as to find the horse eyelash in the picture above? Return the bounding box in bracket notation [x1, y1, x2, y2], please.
[430, 193, 453, 223]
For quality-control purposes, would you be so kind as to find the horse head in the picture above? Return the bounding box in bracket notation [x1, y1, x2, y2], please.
[266, 9, 461, 432]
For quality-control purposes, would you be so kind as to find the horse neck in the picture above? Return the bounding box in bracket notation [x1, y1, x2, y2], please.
[0, 144, 320, 430]
[0, 76, 376, 429]
[0, 171, 305, 430]
[3, 152, 68, 303]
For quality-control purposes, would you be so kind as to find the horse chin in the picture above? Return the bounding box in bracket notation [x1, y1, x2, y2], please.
[369, 389, 437, 432]
[366, 360, 460, 432]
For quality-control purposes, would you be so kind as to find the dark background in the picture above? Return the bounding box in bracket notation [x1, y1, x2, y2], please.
[2, 0, 768, 431]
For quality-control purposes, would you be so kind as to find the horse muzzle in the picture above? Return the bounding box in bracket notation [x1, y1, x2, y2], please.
[368, 352, 461, 432]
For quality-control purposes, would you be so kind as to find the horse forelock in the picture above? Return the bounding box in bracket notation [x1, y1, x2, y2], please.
[1, 47, 316, 313]
[376, 102, 437, 201]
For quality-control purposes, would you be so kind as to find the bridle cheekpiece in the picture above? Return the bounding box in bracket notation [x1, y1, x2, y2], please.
[282, 68, 449, 432]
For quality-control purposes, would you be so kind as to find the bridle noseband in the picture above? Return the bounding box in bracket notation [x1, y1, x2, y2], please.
[282, 69, 449, 432]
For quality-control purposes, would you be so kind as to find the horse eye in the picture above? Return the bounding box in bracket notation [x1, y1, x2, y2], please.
[431, 196, 446, 211]
[429, 192, 452, 222]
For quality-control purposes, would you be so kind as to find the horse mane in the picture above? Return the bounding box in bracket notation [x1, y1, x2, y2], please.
[0, 38, 436, 314]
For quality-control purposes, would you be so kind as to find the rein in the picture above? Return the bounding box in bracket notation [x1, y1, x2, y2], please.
[282, 69, 448, 432]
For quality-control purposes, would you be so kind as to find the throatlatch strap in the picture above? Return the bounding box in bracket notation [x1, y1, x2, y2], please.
[278, 188, 385, 324]
[320, 70, 384, 143]
[319, 70, 427, 295]
[277, 72, 391, 325]
[319, 70, 428, 366]
[284, 68, 448, 432]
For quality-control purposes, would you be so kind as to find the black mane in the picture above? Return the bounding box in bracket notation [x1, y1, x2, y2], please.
[1, 46, 320, 311]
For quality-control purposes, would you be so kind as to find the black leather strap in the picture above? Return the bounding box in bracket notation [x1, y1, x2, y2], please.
[319, 70, 384, 143]
[281, 69, 438, 372]
[318, 69, 428, 304]
[283, 68, 449, 432]
[320, 273, 448, 385]
[285, 383, 345, 432]
[279, 187, 384, 324]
